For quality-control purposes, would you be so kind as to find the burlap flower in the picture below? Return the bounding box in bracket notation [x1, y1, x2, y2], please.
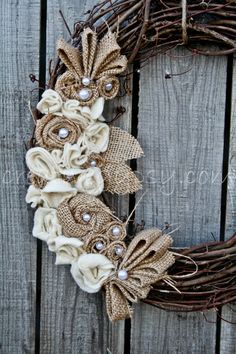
[83, 127, 144, 194]
[55, 28, 127, 105]
[57, 193, 115, 239]
[35, 113, 80, 150]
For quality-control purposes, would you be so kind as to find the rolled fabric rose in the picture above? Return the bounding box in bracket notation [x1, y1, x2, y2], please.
[51, 142, 88, 176]
[26, 147, 59, 180]
[55, 71, 99, 106]
[105, 221, 127, 241]
[61, 99, 90, 129]
[48, 235, 84, 265]
[106, 240, 127, 262]
[70, 253, 115, 293]
[79, 122, 109, 154]
[97, 76, 120, 100]
[33, 207, 62, 243]
[76, 167, 104, 196]
[35, 113, 80, 150]
[26, 178, 77, 208]
[83, 233, 110, 254]
[80, 97, 105, 121]
[57, 194, 114, 239]
[37, 89, 63, 114]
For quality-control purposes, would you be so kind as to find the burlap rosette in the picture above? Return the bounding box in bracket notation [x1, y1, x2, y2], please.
[35, 113, 80, 150]
[104, 229, 175, 321]
[55, 28, 127, 105]
[57, 193, 119, 239]
[83, 126, 144, 194]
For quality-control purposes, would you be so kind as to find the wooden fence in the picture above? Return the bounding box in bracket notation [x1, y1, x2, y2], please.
[1, 0, 236, 353]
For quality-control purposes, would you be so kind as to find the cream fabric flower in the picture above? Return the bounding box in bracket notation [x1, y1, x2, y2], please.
[26, 147, 59, 180]
[26, 178, 77, 208]
[70, 253, 115, 293]
[37, 89, 63, 114]
[33, 207, 62, 243]
[62, 97, 105, 127]
[26, 185, 43, 207]
[79, 122, 109, 153]
[48, 236, 84, 265]
[76, 167, 104, 196]
[81, 97, 105, 121]
[52, 142, 88, 176]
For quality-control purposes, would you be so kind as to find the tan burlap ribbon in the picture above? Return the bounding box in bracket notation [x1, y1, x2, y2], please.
[55, 28, 127, 105]
[104, 229, 175, 321]
[35, 113, 80, 150]
[84, 126, 144, 194]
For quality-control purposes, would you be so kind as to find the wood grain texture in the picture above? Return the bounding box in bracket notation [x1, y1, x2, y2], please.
[39, 1, 131, 353]
[131, 50, 228, 354]
[0, 0, 40, 353]
[220, 57, 236, 354]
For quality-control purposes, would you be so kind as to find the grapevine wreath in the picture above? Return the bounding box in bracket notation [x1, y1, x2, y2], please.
[26, 0, 236, 321]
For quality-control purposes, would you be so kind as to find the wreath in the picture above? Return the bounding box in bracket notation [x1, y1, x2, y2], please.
[27, 0, 236, 321]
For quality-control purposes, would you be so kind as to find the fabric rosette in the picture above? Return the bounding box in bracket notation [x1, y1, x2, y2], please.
[75, 167, 104, 196]
[26, 178, 77, 208]
[70, 253, 115, 293]
[55, 28, 127, 105]
[57, 193, 115, 239]
[35, 113, 80, 150]
[37, 89, 63, 114]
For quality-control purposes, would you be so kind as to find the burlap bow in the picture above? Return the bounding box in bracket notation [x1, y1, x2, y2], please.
[104, 229, 175, 321]
[55, 28, 127, 105]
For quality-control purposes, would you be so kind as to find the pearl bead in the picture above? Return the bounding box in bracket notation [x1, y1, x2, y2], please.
[58, 127, 69, 139]
[90, 160, 97, 167]
[82, 77, 91, 86]
[79, 88, 91, 101]
[105, 83, 113, 91]
[118, 269, 128, 281]
[112, 226, 121, 237]
[115, 246, 124, 256]
[95, 241, 104, 251]
[82, 213, 91, 222]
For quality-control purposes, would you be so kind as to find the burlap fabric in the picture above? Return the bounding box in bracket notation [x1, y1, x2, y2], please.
[35, 113, 80, 150]
[57, 193, 126, 240]
[84, 234, 127, 262]
[55, 28, 127, 105]
[83, 127, 143, 194]
[104, 229, 175, 321]
[28, 172, 47, 189]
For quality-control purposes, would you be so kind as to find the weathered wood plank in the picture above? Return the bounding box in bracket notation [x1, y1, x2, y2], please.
[131, 50, 228, 354]
[220, 57, 236, 354]
[0, 0, 40, 353]
[39, 1, 131, 353]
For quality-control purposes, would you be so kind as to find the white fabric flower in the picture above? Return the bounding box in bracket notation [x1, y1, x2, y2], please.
[48, 236, 84, 265]
[76, 167, 104, 196]
[70, 253, 115, 293]
[61, 100, 90, 128]
[26, 185, 44, 207]
[52, 143, 88, 176]
[62, 97, 105, 127]
[26, 178, 77, 208]
[37, 89, 63, 114]
[33, 207, 62, 243]
[26, 147, 59, 180]
[81, 97, 105, 121]
[79, 122, 109, 153]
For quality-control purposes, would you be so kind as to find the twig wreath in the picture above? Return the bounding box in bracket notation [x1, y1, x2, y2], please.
[26, 0, 236, 321]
